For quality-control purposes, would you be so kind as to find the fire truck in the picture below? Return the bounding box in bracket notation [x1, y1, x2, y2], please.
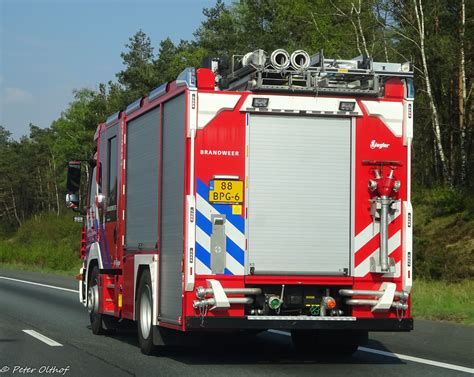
[66, 48, 414, 355]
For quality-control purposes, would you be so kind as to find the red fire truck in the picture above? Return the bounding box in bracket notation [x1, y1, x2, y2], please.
[66, 48, 414, 355]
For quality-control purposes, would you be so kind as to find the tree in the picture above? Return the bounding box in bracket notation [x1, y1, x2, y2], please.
[0, 126, 19, 227]
[194, 0, 241, 55]
[0, 126, 11, 146]
[117, 30, 159, 98]
[458, 0, 467, 184]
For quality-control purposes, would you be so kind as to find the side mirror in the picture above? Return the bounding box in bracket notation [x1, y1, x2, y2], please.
[66, 161, 81, 210]
[66, 193, 80, 209]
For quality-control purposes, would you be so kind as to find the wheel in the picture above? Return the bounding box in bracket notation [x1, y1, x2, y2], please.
[137, 269, 154, 355]
[87, 266, 106, 335]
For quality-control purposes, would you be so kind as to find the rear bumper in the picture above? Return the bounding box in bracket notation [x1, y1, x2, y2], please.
[186, 316, 413, 332]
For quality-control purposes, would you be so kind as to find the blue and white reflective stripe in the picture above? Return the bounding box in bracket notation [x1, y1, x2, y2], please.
[196, 227, 243, 275]
[195, 209, 245, 265]
[195, 255, 211, 275]
[196, 211, 212, 235]
[195, 178, 246, 275]
[196, 196, 246, 252]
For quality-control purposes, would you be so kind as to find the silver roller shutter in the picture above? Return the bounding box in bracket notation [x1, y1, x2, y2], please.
[159, 94, 185, 322]
[247, 115, 352, 275]
[125, 107, 160, 250]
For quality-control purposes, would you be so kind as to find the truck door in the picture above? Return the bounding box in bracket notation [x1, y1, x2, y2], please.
[246, 115, 352, 276]
[99, 124, 120, 268]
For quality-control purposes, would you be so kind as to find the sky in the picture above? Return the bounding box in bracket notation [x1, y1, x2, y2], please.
[0, 0, 219, 139]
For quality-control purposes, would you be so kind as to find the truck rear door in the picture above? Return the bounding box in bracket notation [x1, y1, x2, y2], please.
[246, 114, 352, 275]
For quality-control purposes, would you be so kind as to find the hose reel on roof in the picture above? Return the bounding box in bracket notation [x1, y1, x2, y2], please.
[290, 50, 310, 70]
[216, 46, 413, 95]
[238, 48, 312, 72]
[270, 49, 291, 71]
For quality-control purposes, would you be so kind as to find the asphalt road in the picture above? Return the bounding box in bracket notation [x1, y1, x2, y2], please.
[0, 268, 473, 377]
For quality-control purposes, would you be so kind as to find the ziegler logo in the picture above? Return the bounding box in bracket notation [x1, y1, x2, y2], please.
[370, 140, 390, 150]
[200, 149, 240, 156]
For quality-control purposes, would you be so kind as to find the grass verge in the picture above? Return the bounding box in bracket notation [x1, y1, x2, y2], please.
[0, 261, 81, 276]
[412, 279, 474, 325]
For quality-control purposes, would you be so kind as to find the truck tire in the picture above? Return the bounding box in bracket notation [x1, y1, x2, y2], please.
[88, 266, 105, 335]
[137, 269, 154, 355]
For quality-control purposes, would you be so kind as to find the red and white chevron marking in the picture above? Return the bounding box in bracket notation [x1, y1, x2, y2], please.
[354, 211, 402, 277]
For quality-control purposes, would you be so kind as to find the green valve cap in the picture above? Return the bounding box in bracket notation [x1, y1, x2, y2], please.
[268, 296, 282, 310]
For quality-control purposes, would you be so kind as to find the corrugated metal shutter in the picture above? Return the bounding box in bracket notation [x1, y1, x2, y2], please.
[247, 115, 351, 275]
[159, 94, 185, 322]
[125, 107, 160, 250]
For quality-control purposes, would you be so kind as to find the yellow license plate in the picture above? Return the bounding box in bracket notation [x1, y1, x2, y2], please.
[209, 180, 243, 204]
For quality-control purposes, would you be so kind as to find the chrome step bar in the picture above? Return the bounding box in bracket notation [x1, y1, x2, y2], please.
[193, 297, 254, 309]
[339, 283, 409, 312]
[196, 287, 262, 298]
[339, 289, 409, 300]
[345, 299, 407, 310]
[193, 279, 261, 310]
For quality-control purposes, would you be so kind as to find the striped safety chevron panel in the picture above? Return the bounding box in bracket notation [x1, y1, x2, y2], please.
[195, 178, 246, 275]
[353, 210, 402, 277]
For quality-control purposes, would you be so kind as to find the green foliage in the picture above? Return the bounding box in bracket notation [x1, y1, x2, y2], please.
[153, 39, 207, 85]
[0, 126, 11, 145]
[0, 222, 16, 241]
[413, 187, 474, 281]
[195, 0, 383, 58]
[51, 89, 103, 162]
[0, 212, 82, 272]
[412, 279, 474, 325]
[117, 30, 159, 98]
[414, 186, 466, 217]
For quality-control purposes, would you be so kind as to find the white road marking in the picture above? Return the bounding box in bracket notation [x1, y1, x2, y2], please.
[268, 329, 292, 336]
[268, 330, 474, 374]
[0, 276, 78, 293]
[358, 347, 474, 374]
[22, 329, 63, 347]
